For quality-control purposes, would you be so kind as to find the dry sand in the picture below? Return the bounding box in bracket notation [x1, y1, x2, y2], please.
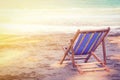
[0, 33, 120, 80]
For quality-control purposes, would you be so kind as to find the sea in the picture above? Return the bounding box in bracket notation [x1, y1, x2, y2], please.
[0, 0, 120, 35]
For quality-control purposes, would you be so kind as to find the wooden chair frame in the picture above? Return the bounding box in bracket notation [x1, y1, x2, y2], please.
[60, 27, 110, 73]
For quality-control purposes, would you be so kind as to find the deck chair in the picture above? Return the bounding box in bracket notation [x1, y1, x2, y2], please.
[60, 27, 110, 73]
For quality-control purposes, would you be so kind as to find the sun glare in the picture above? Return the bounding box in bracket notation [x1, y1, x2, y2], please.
[2, 24, 44, 34]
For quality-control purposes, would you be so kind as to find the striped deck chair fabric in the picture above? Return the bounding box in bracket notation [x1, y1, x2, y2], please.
[60, 27, 110, 73]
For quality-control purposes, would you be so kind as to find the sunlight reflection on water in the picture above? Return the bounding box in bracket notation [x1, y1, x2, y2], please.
[0, 24, 119, 35]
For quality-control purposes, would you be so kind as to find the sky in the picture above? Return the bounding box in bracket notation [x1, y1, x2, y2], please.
[0, 0, 120, 9]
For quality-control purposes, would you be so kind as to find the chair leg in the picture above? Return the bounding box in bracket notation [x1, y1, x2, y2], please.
[102, 40, 107, 65]
[60, 52, 68, 64]
[76, 65, 84, 74]
[60, 46, 70, 64]
[71, 48, 76, 67]
[91, 52, 110, 72]
[84, 53, 92, 63]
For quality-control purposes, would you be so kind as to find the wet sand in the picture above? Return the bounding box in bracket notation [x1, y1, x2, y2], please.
[0, 32, 120, 80]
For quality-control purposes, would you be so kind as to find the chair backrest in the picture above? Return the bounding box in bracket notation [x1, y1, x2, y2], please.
[72, 28, 110, 55]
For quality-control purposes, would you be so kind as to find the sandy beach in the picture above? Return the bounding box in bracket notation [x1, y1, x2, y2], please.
[0, 31, 120, 80]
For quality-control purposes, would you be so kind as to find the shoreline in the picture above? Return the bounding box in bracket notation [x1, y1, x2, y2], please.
[0, 25, 120, 35]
